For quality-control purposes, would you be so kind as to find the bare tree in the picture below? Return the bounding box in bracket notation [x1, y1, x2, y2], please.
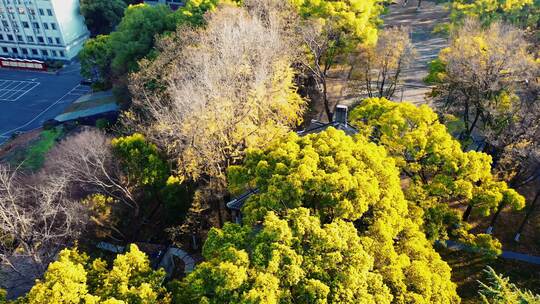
[300, 20, 340, 121]
[0, 164, 88, 294]
[349, 26, 415, 98]
[44, 129, 139, 214]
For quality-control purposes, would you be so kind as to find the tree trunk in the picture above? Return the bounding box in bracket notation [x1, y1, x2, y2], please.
[486, 203, 504, 234]
[322, 79, 333, 122]
[462, 204, 473, 221]
[514, 189, 540, 242]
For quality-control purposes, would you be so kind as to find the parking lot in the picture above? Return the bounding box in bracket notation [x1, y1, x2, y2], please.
[0, 80, 40, 101]
[0, 63, 90, 144]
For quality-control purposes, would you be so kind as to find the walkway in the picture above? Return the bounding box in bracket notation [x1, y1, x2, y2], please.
[383, 0, 450, 105]
[445, 240, 540, 265]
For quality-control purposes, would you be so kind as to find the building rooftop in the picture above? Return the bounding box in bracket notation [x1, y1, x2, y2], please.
[54, 91, 118, 123]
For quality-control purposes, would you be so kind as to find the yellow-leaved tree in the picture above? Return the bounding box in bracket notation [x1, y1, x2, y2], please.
[349, 97, 524, 254]
[22, 245, 170, 304]
[223, 128, 460, 303]
[128, 2, 305, 189]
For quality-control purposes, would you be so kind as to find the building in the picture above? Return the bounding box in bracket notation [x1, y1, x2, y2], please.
[0, 0, 89, 61]
[227, 105, 358, 223]
[144, 0, 184, 10]
[52, 90, 119, 125]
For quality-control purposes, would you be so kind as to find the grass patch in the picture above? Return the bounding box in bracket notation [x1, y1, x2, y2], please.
[19, 128, 63, 171]
[437, 246, 540, 303]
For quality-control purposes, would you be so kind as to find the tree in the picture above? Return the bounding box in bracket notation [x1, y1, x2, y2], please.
[80, 0, 127, 36]
[297, 0, 383, 121]
[429, 19, 536, 141]
[22, 245, 170, 303]
[228, 128, 460, 303]
[128, 3, 305, 189]
[450, 0, 537, 27]
[349, 26, 415, 98]
[348, 97, 524, 250]
[109, 4, 179, 76]
[171, 208, 393, 304]
[79, 35, 113, 86]
[478, 266, 540, 303]
[78, 3, 180, 92]
[46, 130, 183, 242]
[0, 164, 89, 292]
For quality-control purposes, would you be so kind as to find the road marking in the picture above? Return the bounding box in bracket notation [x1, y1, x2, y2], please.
[11, 82, 40, 101]
[0, 84, 84, 137]
[0, 80, 40, 101]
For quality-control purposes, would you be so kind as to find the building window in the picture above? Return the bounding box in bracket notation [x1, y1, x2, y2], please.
[28, 8, 35, 15]
[7, 34, 13, 41]
[51, 23, 56, 30]
[38, 8, 44, 16]
[0, 34, 3, 40]
[51, 50, 57, 57]
[47, 37, 52, 44]
[18, 7, 24, 14]
[2, 20, 8, 27]
[32, 22, 39, 29]
[37, 36, 44, 43]
[16, 35, 22, 41]
[1, 47, 7, 53]
[47, 9, 52, 16]
[59, 50, 65, 57]
[43, 23, 48, 30]
[41, 49, 47, 56]
[27, 35, 34, 42]
[22, 48, 28, 55]
[55, 37, 60, 44]
[31, 49, 38, 55]
[22, 21, 29, 28]
[12, 48, 18, 54]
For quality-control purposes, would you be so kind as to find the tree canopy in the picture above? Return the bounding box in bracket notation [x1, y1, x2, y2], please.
[80, 0, 127, 36]
[128, 3, 305, 188]
[228, 128, 460, 303]
[23, 245, 170, 304]
[348, 97, 524, 248]
[172, 208, 394, 304]
[428, 19, 537, 141]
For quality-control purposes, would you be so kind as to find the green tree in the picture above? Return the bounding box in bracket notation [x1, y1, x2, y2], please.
[228, 128, 460, 303]
[23, 244, 170, 303]
[109, 4, 179, 76]
[348, 97, 524, 252]
[79, 35, 113, 86]
[478, 266, 540, 303]
[80, 0, 127, 36]
[112, 133, 169, 189]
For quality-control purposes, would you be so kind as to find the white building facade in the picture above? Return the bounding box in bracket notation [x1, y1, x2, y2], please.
[0, 0, 89, 61]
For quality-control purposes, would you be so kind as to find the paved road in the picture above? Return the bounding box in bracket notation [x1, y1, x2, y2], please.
[383, 0, 450, 105]
[0, 64, 91, 144]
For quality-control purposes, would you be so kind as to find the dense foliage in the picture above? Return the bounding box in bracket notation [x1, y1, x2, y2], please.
[23, 245, 170, 303]
[228, 128, 460, 303]
[80, 0, 126, 36]
[348, 98, 524, 251]
[478, 267, 540, 303]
